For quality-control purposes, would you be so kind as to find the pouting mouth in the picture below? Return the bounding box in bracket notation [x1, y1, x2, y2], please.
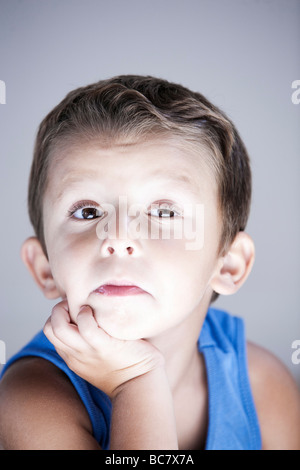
[92, 279, 149, 295]
[93, 285, 147, 297]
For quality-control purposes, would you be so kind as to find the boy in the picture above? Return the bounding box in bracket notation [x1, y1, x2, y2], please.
[0, 75, 299, 450]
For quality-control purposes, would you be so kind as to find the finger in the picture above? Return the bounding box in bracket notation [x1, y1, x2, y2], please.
[43, 316, 77, 355]
[48, 301, 88, 352]
[44, 320, 89, 371]
[76, 305, 110, 349]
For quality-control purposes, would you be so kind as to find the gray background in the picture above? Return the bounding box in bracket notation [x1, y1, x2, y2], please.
[0, 0, 299, 387]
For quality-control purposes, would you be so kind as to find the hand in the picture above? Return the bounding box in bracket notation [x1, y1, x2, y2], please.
[43, 300, 164, 398]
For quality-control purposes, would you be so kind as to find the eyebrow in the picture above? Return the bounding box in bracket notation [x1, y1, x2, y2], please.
[145, 171, 199, 195]
[56, 173, 97, 201]
[55, 170, 198, 202]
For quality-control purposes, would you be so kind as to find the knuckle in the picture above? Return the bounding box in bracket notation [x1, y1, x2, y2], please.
[43, 318, 51, 333]
[80, 323, 95, 343]
[51, 304, 59, 315]
[52, 322, 66, 339]
[51, 300, 68, 316]
[51, 304, 63, 318]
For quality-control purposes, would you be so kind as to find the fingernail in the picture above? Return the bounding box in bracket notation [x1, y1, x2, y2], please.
[79, 305, 89, 313]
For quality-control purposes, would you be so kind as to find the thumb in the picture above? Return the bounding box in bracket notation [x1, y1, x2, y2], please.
[76, 304, 94, 321]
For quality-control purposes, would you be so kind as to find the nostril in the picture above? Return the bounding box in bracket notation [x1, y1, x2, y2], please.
[107, 246, 133, 255]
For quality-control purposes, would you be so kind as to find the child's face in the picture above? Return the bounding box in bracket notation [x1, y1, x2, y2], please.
[43, 138, 222, 340]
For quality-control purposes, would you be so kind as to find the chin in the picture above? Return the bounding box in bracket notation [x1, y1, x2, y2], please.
[92, 307, 145, 341]
[96, 319, 144, 341]
[90, 295, 159, 340]
[94, 308, 169, 341]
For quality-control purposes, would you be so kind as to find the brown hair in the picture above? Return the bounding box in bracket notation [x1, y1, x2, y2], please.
[28, 75, 251, 299]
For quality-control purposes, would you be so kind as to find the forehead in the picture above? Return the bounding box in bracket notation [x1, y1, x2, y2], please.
[46, 138, 216, 200]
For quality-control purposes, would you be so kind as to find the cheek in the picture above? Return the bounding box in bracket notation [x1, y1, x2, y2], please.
[46, 232, 95, 304]
[152, 239, 213, 307]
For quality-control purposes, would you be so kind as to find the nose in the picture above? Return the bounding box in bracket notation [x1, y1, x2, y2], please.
[96, 204, 140, 257]
[99, 235, 137, 257]
[106, 244, 134, 256]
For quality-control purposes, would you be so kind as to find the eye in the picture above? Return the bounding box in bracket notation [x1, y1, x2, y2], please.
[68, 202, 104, 220]
[73, 207, 102, 219]
[150, 208, 175, 218]
[148, 203, 181, 218]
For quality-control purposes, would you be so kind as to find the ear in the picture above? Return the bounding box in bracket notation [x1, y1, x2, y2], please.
[210, 232, 255, 296]
[21, 237, 61, 300]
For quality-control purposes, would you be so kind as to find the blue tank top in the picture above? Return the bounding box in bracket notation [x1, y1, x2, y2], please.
[0, 307, 261, 450]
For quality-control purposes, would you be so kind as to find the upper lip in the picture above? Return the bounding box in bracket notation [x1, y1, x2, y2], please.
[100, 279, 140, 287]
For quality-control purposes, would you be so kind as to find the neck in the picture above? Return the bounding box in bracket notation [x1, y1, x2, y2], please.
[148, 300, 209, 393]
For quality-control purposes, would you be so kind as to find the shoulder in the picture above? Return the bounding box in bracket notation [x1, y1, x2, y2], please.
[247, 341, 300, 450]
[0, 357, 100, 449]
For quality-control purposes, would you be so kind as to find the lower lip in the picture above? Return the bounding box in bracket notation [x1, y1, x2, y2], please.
[93, 285, 146, 296]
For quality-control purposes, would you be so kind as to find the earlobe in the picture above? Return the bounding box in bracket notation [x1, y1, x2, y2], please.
[21, 237, 60, 299]
[210, 232, 255, 296]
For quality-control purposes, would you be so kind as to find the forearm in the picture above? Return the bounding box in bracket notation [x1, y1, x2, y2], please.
[44, 303, 178, 449]
[110, 367, 178, 450]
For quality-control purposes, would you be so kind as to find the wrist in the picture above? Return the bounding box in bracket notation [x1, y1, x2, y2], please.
[110, 364, 178, 450]
[111, 362, 167, 400]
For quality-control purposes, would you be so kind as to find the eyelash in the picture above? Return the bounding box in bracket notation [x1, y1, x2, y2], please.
[68, 200, 181, 220]
[148, 202, 181, 218]
[68, 200, 102, 220]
